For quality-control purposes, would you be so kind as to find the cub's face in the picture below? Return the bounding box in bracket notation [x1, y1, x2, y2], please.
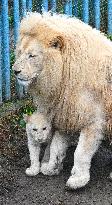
[25, 113, 52, 143]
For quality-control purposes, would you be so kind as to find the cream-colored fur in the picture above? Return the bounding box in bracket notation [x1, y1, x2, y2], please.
[24, 111, 52, 175]
[13, 12, 112, 189]
[24, 111, 69, 176]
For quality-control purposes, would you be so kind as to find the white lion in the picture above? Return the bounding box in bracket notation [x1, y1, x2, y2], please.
[24, 111, 70, 176]
[13, 12, 112, 189]
[24, 111, 52, 176]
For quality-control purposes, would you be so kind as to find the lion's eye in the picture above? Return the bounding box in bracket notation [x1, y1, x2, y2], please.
[33, 128, 37, 131]
[29, 54, 36, 58]
[51, 41, 59, 49]
[43, 127, 47, 131]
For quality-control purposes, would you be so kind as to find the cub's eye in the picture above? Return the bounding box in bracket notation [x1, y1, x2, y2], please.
[43, 127, 47, 131]
[33, 128, 37, 131]
[29, 54, 36, 58]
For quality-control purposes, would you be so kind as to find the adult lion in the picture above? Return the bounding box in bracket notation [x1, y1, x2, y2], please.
[13, 12, 112, 189]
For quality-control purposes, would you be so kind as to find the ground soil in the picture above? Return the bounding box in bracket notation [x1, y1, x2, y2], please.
[0, 114, 112, 205]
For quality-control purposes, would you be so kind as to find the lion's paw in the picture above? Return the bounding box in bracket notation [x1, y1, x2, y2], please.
[25, 166, 40, 176]
[41, 162, 61, 176]
[66, 173, 90, 190]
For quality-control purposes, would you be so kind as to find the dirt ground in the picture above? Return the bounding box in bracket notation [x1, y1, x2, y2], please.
[0, 115, 112, 205]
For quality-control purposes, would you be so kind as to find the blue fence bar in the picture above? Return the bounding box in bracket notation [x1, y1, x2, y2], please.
[51, 0, 56, 13]
[13, 0, 20, 46]
[2, 0, 11, 101]
[83, 0, 89, 23]
[27, 0, 33, 12]
[0, 15, 2, 104]
[64, 0, 70, 15]
[21, 0, 27, 17]
[94, 0, 100, 30]
[108, 0, 112, 34]
[42, 0, 48, 11]
[14, 0, 24, 99]
[74, 0, 78, 17]
[69, 0, 73, 16]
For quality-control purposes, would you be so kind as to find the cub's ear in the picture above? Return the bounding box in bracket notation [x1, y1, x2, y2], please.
[23, 114, 30, 123]
[50, 36, 64, 51]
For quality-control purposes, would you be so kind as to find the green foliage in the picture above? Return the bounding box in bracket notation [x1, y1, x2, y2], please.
[57, 1, 64, 14]
[5, 104, 36, 129]
[19, 118, 26, 128]
[22, 104, 36, 115]
[107, 35, 112, 41]
[19, 104, 36, 128]
[10, 50, 15, 68]
[9, 15, 14, 26]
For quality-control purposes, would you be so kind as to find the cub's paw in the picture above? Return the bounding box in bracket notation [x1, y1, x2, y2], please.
[25, 166, 40, 176]
[66, 173, 90, 190]
[41, 162, 62, 176]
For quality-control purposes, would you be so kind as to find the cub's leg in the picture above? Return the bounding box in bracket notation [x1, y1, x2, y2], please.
[41, 131, 68, 175]
[66, 107, 104, 189]
[41, 142, 51, 164]
[26, 135, 40, 176]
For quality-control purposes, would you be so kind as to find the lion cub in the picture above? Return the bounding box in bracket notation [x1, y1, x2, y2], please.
[24, 111, 52, 176]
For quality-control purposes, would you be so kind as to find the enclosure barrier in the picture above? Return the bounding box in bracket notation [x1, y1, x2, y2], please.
[0, 0, 112, 103]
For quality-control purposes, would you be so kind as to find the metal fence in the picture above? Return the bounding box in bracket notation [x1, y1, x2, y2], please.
[0, 0, 112, 103]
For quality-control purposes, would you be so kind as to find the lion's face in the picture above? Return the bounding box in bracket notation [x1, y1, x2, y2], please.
[13, 38, 44, 86]
[13, 23, 64, 88]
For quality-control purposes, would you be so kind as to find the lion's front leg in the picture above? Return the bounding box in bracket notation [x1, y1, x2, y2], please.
[41, 131, 68, 175]
[26, 136, 40, 176]
[66, 115, 104, 189]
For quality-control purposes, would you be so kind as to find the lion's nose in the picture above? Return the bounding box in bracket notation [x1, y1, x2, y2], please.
[14, 70, 21, 76]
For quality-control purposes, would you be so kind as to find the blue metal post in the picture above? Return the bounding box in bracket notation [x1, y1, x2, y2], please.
[2, 0, 11, 101]
[69, 0, 73, 16]
[14, 0, 24, 98]
[27, 0, 32, 12]
[108, 0, 112, 34]
[64, 0, 70, 15]
[13, 0, 20, 46]
[21, 0, 27, 17]
[0, 14, 2, 104]
[42, 0, 48, 11]
[51, 0, 56, 13]
[83, 0, 89, 24]
[74, 0, 78, 17]
[94, 0, 100, 30]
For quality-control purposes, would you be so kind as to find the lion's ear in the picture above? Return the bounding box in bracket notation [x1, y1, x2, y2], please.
[50, 36, 64, 51]
[23, 114, 30, 123]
